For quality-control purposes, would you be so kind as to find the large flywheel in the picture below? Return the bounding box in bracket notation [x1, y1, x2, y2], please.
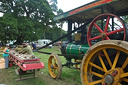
[87, 13, 127, 46]
[81, 40, 128, 85]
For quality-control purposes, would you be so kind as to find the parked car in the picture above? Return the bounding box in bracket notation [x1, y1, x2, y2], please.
[35, 39, 53, 48]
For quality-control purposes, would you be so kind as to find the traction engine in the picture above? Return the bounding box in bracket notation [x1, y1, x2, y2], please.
[48, 13, 128, 85]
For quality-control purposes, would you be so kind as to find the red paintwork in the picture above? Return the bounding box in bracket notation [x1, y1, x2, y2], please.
[9, 53, 44, 71]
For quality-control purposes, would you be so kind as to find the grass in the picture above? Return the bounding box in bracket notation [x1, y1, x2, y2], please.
[0, 46, 81, 85]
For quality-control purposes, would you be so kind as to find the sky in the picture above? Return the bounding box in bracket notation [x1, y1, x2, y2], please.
[57, 0, 95, 31]
[57, 0, 95, 12]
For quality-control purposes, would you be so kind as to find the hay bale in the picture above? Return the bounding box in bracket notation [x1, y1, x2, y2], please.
[0, 58, 5, 63]
[0, 58, 5, 69]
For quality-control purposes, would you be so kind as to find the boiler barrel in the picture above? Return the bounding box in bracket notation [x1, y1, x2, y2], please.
[65, 43, 90, 59]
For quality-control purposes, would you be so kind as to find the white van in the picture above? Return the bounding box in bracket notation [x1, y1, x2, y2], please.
[36, 39, 53, 48]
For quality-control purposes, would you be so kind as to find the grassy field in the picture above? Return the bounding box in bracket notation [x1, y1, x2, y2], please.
[0, 46, 81, 85]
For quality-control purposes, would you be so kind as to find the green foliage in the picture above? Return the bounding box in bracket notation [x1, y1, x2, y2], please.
[0, 0, 66, 44]
[121, 15, 128, 24]
[0, 14, 18, 43]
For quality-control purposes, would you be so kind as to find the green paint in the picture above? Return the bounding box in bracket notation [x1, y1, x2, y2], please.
[66, 43, 90, 59]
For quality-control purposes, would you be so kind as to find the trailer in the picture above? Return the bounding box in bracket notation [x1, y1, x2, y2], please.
[9, 50, 44, 80]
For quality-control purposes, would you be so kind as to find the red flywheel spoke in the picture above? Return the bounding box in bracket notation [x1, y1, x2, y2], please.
[104, 16, 110, 32]
[89, 36, 101, 41]
[107, 28, 124, 36]
[93, 23, 103, 33]
[105, 37, 110, 40]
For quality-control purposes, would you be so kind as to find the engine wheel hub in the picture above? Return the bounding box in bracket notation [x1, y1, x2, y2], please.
[100, 33, 106, 38]
[104, 74, 114, 84]
[50, 65, 54, 69]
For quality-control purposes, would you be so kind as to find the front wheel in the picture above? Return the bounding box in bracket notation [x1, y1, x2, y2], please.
[48, 53, 62, 79]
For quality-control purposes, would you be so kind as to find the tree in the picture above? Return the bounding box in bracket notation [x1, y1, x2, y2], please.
[0, 0, 58, 44]
[0, 14, 18, 44]
[121, 15, 128, 24]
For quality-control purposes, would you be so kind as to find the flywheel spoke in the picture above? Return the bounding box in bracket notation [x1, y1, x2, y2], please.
[120, 72, 128, 78]
[88, 79, 102, 85]
[98, 55, 107, 72]
[121, 57, 128, 69]
[106, 28, 124, 36]
[91, 71, 103, 78]
[93, 23, 104, 33]
[103, 49, 112, 67]
[89, 62, 104, 72]
[105, 37, 110, 40]
[89, 36, 101, 41]
[104, 16, 110, 32]
[111, 50, 120, 69]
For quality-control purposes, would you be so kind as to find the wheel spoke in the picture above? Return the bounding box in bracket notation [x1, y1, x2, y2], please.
[89, 62, 104, 72]
[89, 36, 101, 41]
[117, 83, 122, 85]
[54, 63, 58, 69]
[105, 37, 110, 40]
[123, 78, 128, 83]
[98, 55, 107, 72]
[93, 23, 104, 33]
[53, 69, 56, 74]
[120, 72, 128, 78]
[106, 28, 124, 36]
[121, 57, 128, 69]
[104, 16, 110, 32]
[88, 79, 102, 85]
[111, 50, 120, 69]
[91, 71, 103, 78]
[54, 66, 58, 69]
[103, 49, 112, 67]
[51, 57, 54, 64]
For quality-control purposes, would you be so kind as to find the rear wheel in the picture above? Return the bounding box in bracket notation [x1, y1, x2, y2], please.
[81, 40, 128, 85]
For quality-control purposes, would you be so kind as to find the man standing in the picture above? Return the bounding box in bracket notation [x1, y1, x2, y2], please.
[32, 42, 36, 50]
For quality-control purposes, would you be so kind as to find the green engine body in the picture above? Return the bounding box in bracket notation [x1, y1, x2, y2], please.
[61, 42, 90, 60]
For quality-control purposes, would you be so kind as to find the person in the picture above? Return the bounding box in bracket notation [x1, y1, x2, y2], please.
[21, 43, 34, 55]
[32, 42, 36, 50]
[0, 41, 3, 49]
[15, 45, 23, 52]
[16, 43, 34, 74]
[3, 44, 10, 69]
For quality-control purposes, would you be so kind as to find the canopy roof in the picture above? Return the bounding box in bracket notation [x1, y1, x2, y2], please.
[54, 0, 128, 23]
